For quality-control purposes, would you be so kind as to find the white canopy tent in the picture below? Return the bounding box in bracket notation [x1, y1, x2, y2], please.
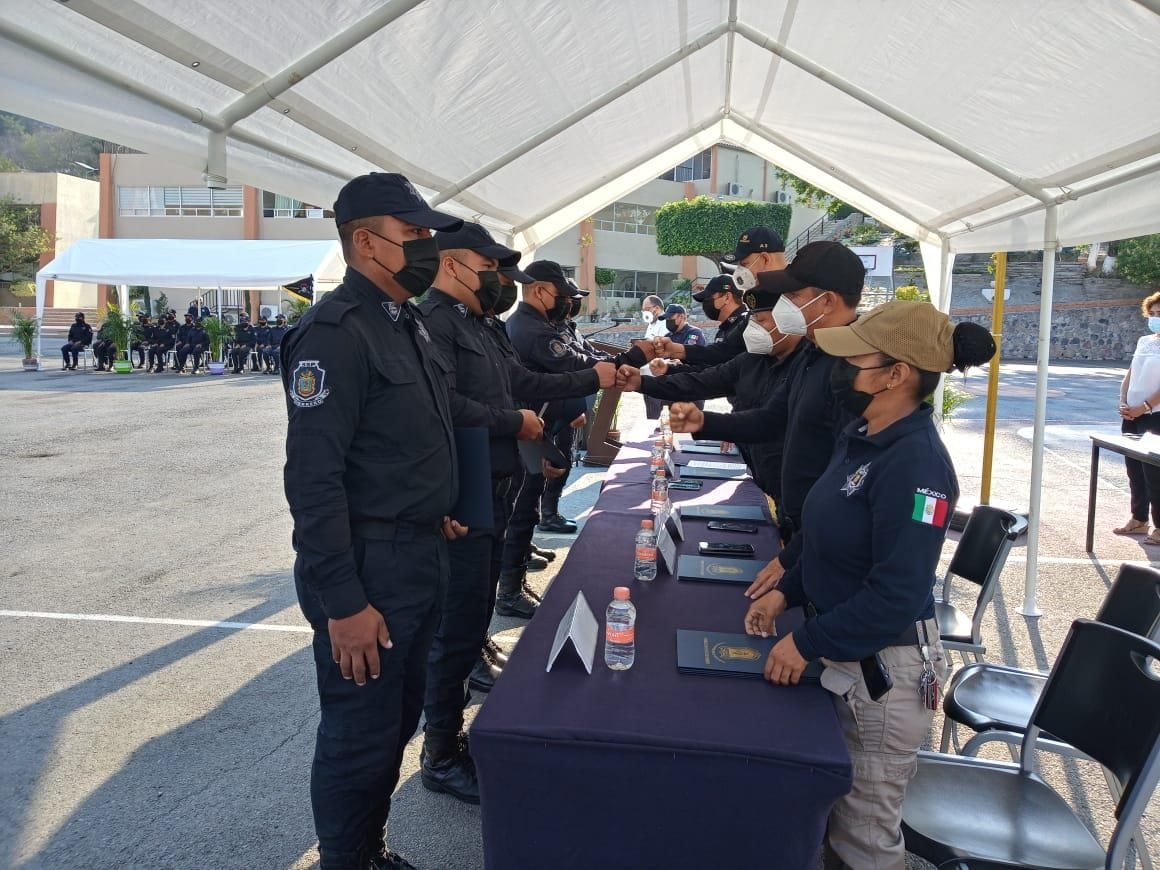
[35, 238, 344, 357]
[4, 0, 1160, 609]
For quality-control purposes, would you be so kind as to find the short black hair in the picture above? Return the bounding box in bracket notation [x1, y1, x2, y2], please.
[338, 216, 384, 259]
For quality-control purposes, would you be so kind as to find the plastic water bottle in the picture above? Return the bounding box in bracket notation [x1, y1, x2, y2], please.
[634, 519, 657, 582]
[649, 438, 665, 476]
[659, 407, 674, 450]
[605, 586, 636, 670]
[651, 469, 670, 515]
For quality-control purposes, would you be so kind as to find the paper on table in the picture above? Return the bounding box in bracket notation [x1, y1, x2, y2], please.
[687, 460, 748, 471]
[547, 591, 599, 674]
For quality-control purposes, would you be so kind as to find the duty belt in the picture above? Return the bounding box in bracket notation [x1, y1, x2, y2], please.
[350, 519, 443, 541]
[804, 600, 921, 647]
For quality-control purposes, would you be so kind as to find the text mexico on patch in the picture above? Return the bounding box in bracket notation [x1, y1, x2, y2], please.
[912, 487, 949, 527]
[291, 360, 330, 408]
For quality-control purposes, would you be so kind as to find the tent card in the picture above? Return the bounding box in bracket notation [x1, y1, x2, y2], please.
[664, 451, 679, 479]
[686, 460, 748, 471]
[546, 591, 599, 674]
[666, 503, 685, 541]
[656, 522, 678, 575]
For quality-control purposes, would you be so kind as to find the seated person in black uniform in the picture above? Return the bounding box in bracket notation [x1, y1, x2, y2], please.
[174, 313, 195, 372]
[230, 315, 257, 373]
[92, 317, 120, 371]
[263, 314, 288, 373]
[184, 319, 208, 374]
[60, 312, 93, 370]
[147, 317, 174, 373]
[131, 313, 150, 368]
[253, 316, 272, 369]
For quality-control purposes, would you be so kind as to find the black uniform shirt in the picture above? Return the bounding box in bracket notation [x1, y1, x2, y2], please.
[697, 340, 854, 569]
[234, 323, 256, 347]
[680, 305, 749, 369]
[281, 267, 457, 620]
[253, 325, 272, 345]
[176, 323, 194, 344]
[66, 322, 93, 344]
[779, 405, 958, 661]
[420, 290, 599, 476]
[187, 326, 207, 346]
[507, 302, 646, 375]
[267, 325, 288, 346]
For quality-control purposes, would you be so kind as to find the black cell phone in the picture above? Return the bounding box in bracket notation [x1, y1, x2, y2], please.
[706, 520, 758, 533]
[668, 479, 703, 491]
[860, 653, 894, 701]
[698, 541, 756, 557]
[692, 439, 722, 447]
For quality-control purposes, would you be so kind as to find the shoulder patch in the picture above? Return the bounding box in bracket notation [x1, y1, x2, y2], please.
[548, 338, 568, 358]
[289, 360, 330, 408]
[911, 487, 950, 526]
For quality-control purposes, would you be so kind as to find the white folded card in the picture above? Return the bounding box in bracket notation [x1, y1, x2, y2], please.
[686, 460, 748, 471]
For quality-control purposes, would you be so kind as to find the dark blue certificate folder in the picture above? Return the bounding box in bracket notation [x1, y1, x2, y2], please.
[676, 630, 822, 684]
[453, 428, 493, 530]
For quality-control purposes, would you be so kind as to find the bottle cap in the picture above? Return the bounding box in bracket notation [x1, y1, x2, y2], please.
[654, 469, 666, 478]
[641, 519, 654, 529]
[614, 586, 631, 600]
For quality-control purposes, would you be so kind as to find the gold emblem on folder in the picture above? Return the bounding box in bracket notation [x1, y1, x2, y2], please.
[707, 563, 741, 576]
[712, 643, 761, 663]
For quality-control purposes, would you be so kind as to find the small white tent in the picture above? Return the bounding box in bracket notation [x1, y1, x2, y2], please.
[35, 238, 343, 357]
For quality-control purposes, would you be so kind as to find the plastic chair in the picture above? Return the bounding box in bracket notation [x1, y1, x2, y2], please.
[936, 505, 1020, 665]
[902, 619, 1160, 870]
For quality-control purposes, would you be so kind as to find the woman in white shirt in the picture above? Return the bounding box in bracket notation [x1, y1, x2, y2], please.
[1115, 291, 1160, 543]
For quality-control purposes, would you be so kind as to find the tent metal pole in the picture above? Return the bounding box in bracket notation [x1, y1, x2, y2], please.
[723, 0, 738, 115]
[980, 252, 1007, 505]
[430, 22, 730, 206]
[1022, 206, 1058, 617]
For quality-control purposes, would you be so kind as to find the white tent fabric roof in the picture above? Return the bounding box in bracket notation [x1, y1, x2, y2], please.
[1, 0, 1157, 254]
[36, 238, 342, 289]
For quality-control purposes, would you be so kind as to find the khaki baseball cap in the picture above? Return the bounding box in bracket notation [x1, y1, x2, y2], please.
[814, 299, 956, 372]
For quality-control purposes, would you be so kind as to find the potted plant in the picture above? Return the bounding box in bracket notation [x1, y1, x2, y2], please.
[202, 316, 233, 375]
[11, 310, 39, 371]
[100, 304, 135, 373]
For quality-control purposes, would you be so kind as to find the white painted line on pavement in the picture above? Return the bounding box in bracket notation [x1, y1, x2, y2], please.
[0, 610, 313, 633]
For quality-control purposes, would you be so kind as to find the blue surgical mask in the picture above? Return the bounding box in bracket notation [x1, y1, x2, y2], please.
[1148, 316, 1160, 334]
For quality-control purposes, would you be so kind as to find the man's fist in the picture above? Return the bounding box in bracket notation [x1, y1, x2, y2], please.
[516, 409, 545, 440]
[631, 339, 658, 361]
[593, 361, 617, 389]
[653, 337, 686, 360]
[616, 365, 642, 391]
[648, 358, 669, 377]
[668, 402, 704, 433]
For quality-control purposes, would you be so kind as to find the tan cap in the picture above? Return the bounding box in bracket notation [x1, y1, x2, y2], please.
[814, 300, 956, 372]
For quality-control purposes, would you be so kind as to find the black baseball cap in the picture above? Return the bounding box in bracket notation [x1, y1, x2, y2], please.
[566, 278, 590, 298]
[499, 263, 535, 283]
[522, 260, 579, 296]
[750, 241, 865, 306]
[333, 172, 464, 231]
[435, 221, 519, 262]
[663, 303, 687, 317]
[722, 226, 785, 266]
[693, 274, 739, 302]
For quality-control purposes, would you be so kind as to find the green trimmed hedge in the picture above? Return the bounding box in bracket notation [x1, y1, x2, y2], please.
[656, 196, 791, 260]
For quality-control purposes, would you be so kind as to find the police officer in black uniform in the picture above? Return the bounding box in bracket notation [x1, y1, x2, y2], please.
[253, 316, 272, 370]
[185, 318, 208, 374]
[147, 315, 174, 373]
[281, 172, 466, 870]
[264, 314, 288, 373]
[657, 226, 783, 368]
[618, 282, 803, 502]
[91, 316, 119, 371]
[60, 312, 92, 370]
[498, 261, 654, 615]
[230, 315, 257, 373]
[174, 312, 195, 372]
[417, 224, 614, 804]
[131, 313, 149, 368]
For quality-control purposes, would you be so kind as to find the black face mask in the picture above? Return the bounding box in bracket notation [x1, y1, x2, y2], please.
[450, 259, 502, 312]
[494, 283, 518, 315]
[830, 358, 893, 416]
[701, 295, 720, 321]
[366, 230, 440, 297]
[665, 317, 681, 333]
[540, 287, 571, 322]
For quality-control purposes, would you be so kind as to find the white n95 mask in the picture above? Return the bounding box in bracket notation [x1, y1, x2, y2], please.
[772, 293, 825, 336]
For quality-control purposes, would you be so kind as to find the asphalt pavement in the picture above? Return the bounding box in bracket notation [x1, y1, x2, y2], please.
[0, 351, 1154, 869]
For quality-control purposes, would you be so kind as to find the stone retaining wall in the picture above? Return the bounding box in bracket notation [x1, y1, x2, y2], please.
[948, 299, 1142, 362]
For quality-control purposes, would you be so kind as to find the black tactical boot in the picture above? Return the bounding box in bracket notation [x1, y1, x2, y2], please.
[366, 846, 417, 870]
[530, 543, 556, 562]
[537, 491, 578, 534]
[495, 572, 539, 619]
[524, 553, 548, 571]
[420, 726, 480, 804]
[467, 654, 501, 694]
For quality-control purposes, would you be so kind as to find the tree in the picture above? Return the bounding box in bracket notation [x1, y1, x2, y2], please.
[0, 196, 53, 278]
[594, 267, 616, 289]
[1115, 234, 1160, 287]
[655, 196, 791, 265]
[774, 170, 852, 218]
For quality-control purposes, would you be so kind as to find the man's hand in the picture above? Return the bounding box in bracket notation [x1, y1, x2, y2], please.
[745, 557, 784, 599]
[745, 589, 787, 638]
[653, 337, 686, 360]
[668, 402, 704, 433]
[516, 409, 545, 441]
[442, 517, 469, 539]
[617, 365, 642, 391]
[648, 358, 669, 377]
[329, 604, 392, 686]
[764, 634, 809, 685]
[542, 458, 567, 479]
[631, 339, 658, 362]
[593, 361, 617, 389]
[570, 413, 587, 429]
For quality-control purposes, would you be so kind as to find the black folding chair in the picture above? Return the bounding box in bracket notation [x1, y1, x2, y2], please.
[903, 619, 1160, 870]
[936, 505, 1021, 665]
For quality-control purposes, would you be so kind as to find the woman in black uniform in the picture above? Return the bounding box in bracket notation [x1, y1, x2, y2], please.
[745, 299, 995, 869]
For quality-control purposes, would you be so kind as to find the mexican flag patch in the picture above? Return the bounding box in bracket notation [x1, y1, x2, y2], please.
[912, 488, 950, 527]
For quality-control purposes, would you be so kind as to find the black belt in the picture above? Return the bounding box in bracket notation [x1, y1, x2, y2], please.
[804, 601, 920, 648]
[350, 519, 442, 541]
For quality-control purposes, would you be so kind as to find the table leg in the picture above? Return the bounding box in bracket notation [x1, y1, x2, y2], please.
[1086, 443, 1100, 553]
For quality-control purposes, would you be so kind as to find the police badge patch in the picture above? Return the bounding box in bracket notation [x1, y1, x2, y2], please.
[290, 360, 330, 408]
[841, 462, 871, 496]
[548, 338, 568, 357]
[382, 301, 401, 321]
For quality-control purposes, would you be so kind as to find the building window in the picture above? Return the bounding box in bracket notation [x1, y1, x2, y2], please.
[117, 186, 244, 217]
[262, 191, 334, 219]
[591, 202, 658, 235]
[659, 148, 712, 182]
[601, 270, 682, 300]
